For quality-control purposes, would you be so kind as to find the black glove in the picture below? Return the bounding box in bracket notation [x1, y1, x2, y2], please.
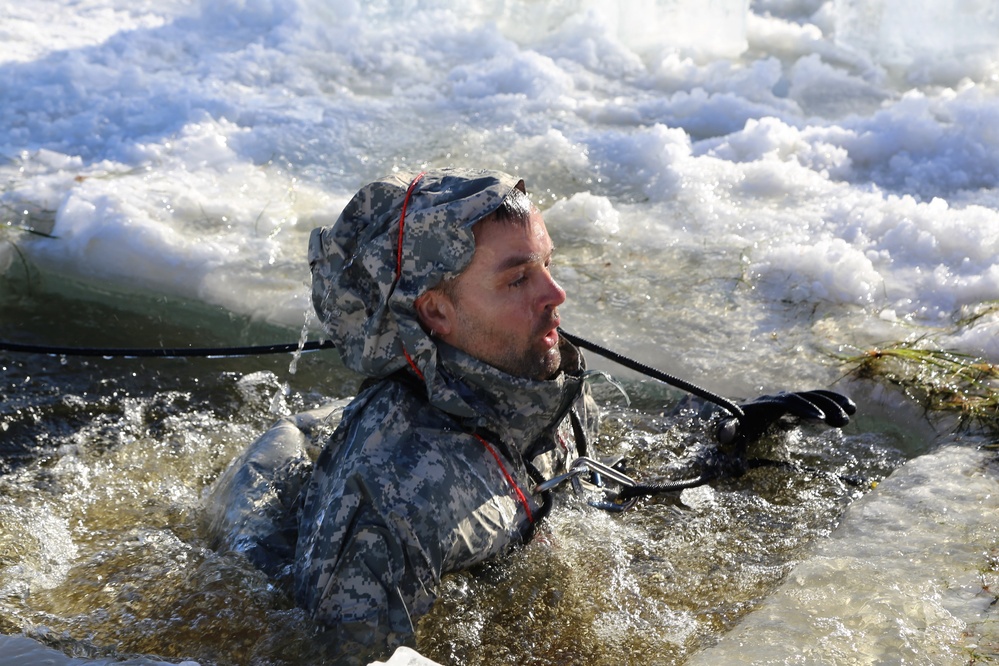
[715, 390, 857, 447]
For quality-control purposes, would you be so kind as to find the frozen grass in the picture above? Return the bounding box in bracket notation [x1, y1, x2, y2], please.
[840, 326, 999, 436]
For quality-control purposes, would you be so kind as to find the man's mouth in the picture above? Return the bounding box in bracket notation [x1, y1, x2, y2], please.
[541, 314, 561, 348]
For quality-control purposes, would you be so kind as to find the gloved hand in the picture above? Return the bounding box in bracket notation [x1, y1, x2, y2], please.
[715, 390, 857, 447]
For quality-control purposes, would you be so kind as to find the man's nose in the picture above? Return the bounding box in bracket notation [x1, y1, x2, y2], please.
[542, 272, 566, 309]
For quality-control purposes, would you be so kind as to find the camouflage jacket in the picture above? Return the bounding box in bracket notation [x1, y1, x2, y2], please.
[292, 336, 597, 662]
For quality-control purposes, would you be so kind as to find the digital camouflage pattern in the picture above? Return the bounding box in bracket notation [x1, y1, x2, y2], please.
[208, 169, 597, 664]
[293, 340, 596, 663]
[204, 404, 346, 578]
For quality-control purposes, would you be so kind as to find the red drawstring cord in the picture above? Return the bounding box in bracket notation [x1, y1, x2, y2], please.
[395, 171, 426, 280]
[475, 434, 535, 524]
[394, 172, 534, 525]
[397, 172, 428, 384]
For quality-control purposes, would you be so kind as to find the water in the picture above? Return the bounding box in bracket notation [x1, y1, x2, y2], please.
[2, 0, 999, 663]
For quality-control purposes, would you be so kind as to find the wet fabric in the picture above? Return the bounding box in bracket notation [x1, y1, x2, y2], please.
[293, 339, 596, 662]
[204, 405, 345, 578]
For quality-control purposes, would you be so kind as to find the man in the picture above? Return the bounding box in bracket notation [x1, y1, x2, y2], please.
[297, 168, 597, 659]
[206, 167, 853, 664]
[209, 168, 598, 663]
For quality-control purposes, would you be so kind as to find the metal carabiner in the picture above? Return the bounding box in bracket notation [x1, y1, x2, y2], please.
[534, 456, 640, 512]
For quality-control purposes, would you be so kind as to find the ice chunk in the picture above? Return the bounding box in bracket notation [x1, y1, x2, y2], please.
[835, 0, 999, 66]
[615, 0, 750, 58]
[370, 647, 443, 665]
[489, 0, 749, 59]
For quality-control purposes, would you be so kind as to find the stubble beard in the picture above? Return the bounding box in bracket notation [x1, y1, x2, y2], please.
[455, 308, 562, 381]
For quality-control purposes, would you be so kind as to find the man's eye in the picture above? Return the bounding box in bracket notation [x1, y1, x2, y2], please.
[510, 274, 528, 288]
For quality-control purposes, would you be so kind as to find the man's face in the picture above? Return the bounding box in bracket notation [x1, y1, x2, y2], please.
[437, 208, 566, 380]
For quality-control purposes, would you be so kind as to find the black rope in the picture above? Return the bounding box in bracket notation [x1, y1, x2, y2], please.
[0, 339, 335, 358]
[0, 329, 740, 417]
[557, 328, 744, 418]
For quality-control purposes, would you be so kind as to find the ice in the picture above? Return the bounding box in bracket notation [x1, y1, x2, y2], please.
[689, 445, 999, 664]
[307, 0, 750, 59]
[835, 0, 999, 68]
[2, 0, 999, 347]
[612, 0, 750, 58]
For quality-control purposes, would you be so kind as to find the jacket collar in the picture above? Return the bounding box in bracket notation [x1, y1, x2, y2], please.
[424, 336, 586, 452]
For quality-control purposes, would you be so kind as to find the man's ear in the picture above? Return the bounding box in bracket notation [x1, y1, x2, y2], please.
[414, 289, 455, 337]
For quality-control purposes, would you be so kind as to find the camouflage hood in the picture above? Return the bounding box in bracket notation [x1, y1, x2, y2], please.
[309, 168, 525, 407]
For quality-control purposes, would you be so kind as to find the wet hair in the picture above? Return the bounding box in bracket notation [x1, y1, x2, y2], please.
[487, 186, 533, 225]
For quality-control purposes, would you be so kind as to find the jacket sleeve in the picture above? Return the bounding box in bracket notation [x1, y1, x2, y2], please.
[297, 481, 431, 664]
[205, 404, 344, 575]
[292, 407, 444, 662]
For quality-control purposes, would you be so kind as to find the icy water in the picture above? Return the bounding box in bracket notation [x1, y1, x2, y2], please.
[2, 0, 999, 664]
